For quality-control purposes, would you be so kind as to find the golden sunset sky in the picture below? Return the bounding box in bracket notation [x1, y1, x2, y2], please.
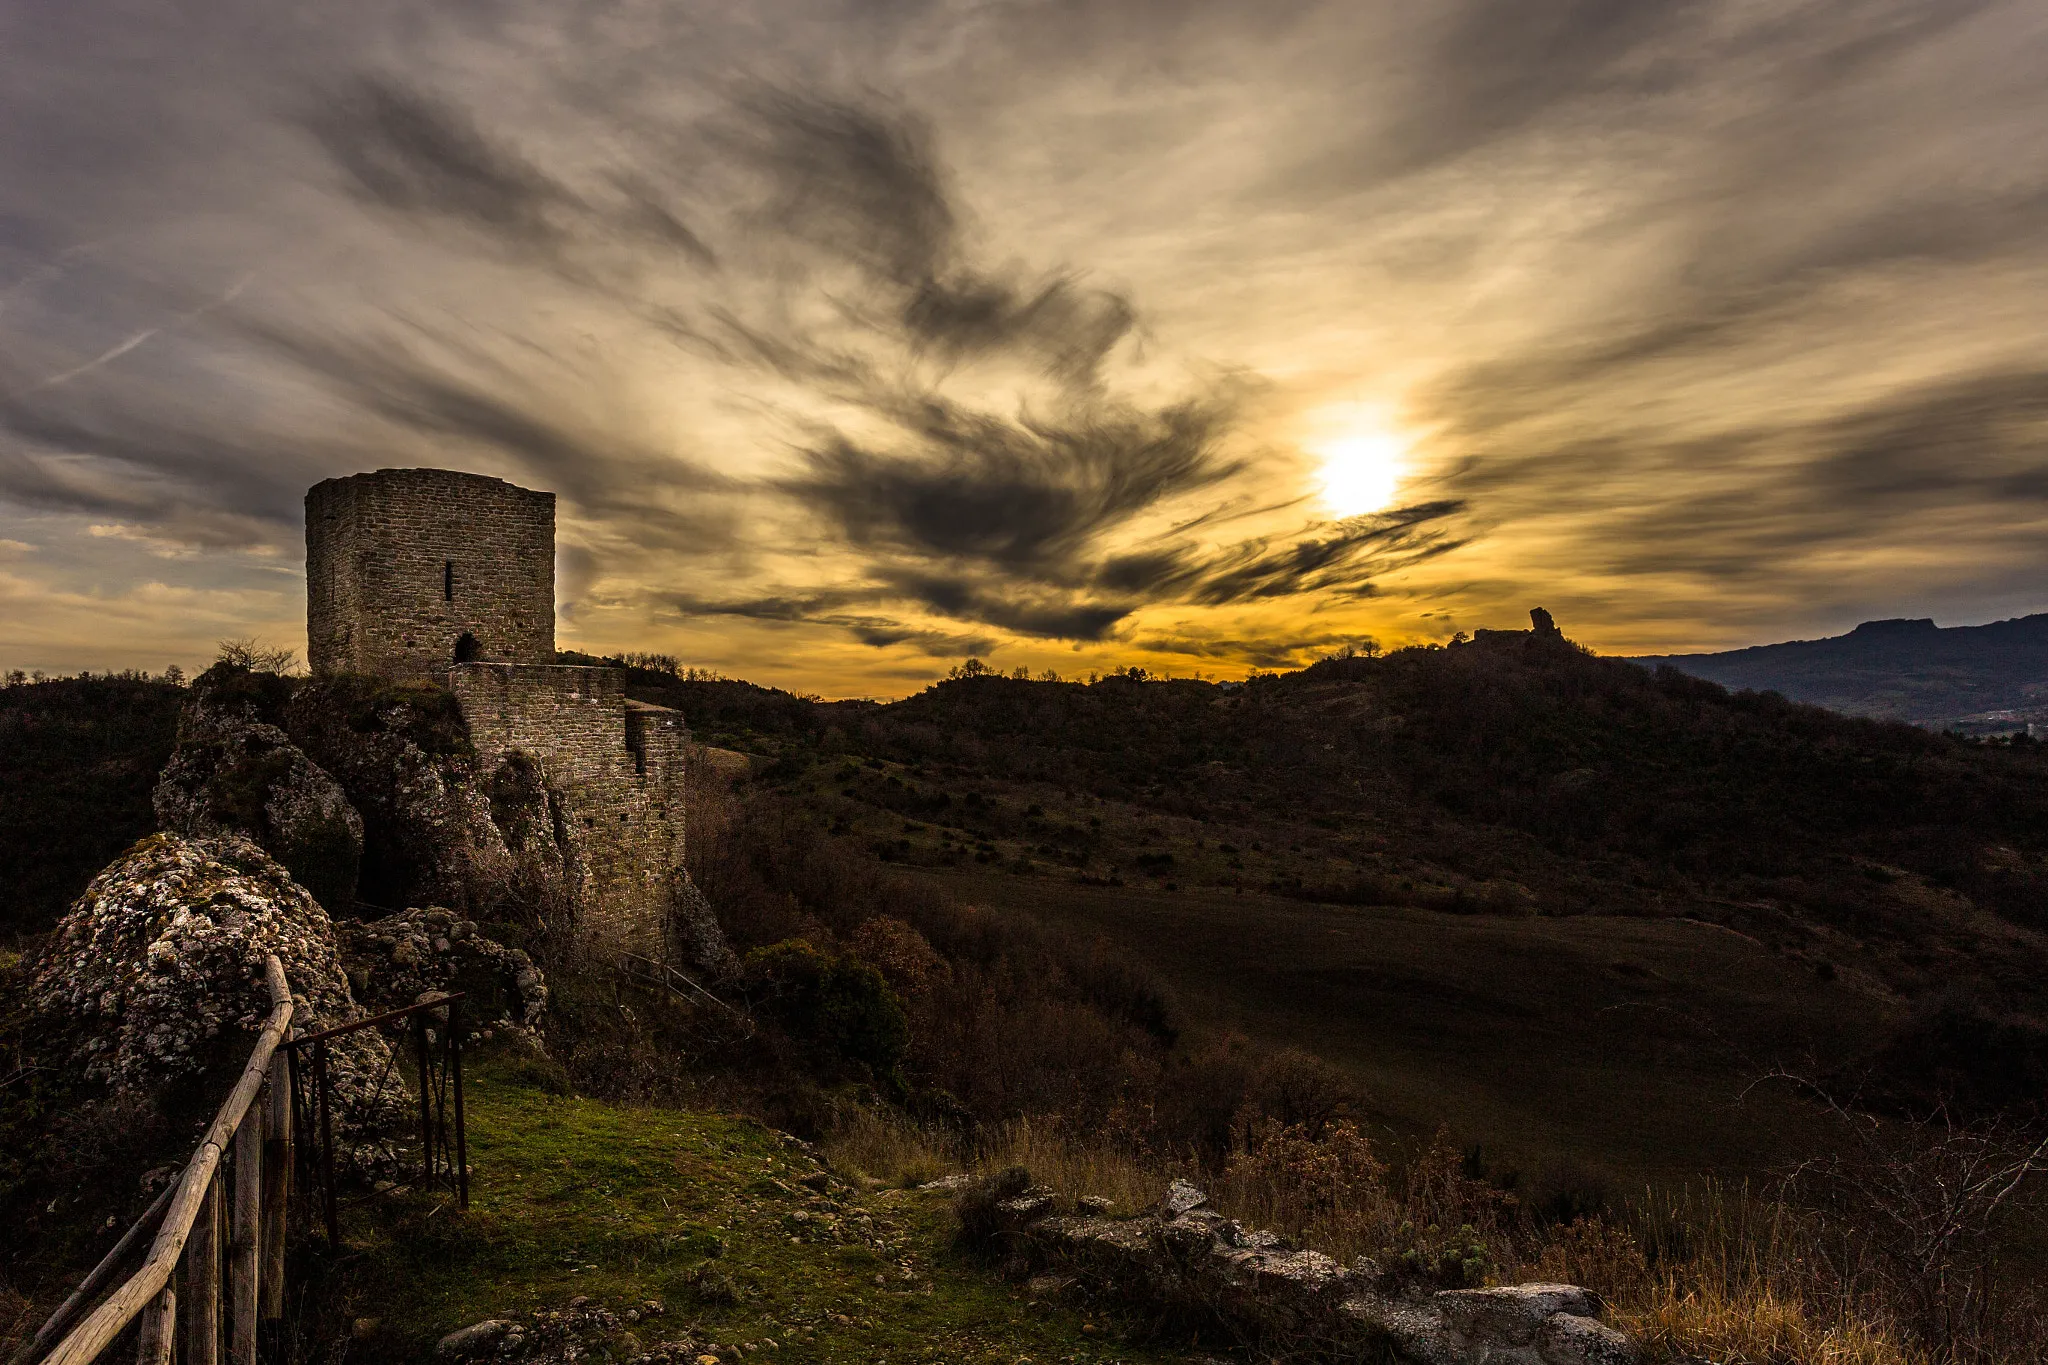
[3, 1, 2045, 696]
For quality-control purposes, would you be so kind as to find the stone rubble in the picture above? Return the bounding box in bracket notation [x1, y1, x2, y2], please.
[338, 905, 549, 1031]
[959, 1172, 1640, 1365]
[436, 1297, 716, 1363]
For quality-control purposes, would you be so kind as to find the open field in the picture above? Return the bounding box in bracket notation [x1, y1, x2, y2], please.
[908, 868, 1903, 1194]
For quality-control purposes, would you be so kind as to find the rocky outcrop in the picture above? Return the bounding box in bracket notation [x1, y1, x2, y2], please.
[153, 666, 363, 910]
[25, 832, 400, 1132]
[958, 1172, 1638, 1365]
[339, 905, 548, 1030]
[158, 665, 734, 971]
[284, 677, 556, 919]
[669, 874, 739, 979]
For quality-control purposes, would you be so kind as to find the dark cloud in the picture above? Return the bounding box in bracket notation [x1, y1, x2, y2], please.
[781, 396, 1238, 570]
[667, 590, 997, 657]
[1804, 369, 2048, 505]
[308, 78, 575, 250]
[1437, 366, 2048, 598]
[1132, 628, 1376, 671]
[732, 91, 1138, 385]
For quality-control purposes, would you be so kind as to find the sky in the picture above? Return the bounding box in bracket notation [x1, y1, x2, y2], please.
[2, 0, 2046, 696]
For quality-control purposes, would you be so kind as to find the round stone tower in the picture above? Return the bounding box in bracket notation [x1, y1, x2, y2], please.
[305, 468, 555, 679]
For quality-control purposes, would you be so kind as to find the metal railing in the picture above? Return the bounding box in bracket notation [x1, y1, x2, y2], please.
[18, 955, 295, 1365]
[618, 951, 752, 1031]
[284, 992, 469, 1246]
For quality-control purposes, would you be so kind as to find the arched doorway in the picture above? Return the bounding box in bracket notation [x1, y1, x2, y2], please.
[454, 632, 482, 663]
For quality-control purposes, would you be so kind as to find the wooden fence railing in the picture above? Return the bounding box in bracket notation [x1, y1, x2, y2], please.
[16, 955, 295, 1365]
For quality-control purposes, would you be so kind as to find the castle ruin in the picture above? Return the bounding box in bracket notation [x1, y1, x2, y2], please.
[306, 467, 685, 953]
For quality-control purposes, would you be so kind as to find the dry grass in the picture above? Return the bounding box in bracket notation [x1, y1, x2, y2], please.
[819, 1106, 957, 1190]
[1619, 1281, 1911, 1365]
[820, 1109, 2046, 1364]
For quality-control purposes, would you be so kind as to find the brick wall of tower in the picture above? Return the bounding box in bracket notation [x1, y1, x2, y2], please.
[448, 664, 686, 953]
[306, 468, 555, 679]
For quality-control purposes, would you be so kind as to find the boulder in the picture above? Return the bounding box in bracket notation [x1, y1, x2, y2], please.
[1160, 1178, 1209, 1218]
[1437, 1284, 1600, 1347]
[1539, 1313, 1640, 1365]
[153, 667, 362, 910]
[339, 906, 548, 1030]
[435, 1319, 517, 1357]
[25, 832, 401, 1134]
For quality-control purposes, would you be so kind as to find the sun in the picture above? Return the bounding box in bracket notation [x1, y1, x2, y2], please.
[1313, 429, 1408, 517]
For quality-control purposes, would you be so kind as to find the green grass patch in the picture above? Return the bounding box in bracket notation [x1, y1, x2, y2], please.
[331, 1056, 1201, 1363]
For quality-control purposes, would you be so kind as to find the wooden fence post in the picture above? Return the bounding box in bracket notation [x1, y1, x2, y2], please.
[134, 1284, 174, 1365]
[261, 1048, 292, 1321]
[182, 1174, 222, 1365]
[230, 1094, 263, 1365]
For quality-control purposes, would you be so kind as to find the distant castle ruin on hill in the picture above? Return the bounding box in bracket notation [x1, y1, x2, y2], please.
[305, 467, 685, 952]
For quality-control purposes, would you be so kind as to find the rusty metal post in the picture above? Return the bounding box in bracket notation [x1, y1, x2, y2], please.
[413, 1014, 435, 1189]
[449, 999, 468, 1208]
[315, 1038, 338, 1247]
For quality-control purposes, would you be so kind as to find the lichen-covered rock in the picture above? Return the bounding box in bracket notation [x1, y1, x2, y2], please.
[1538, 1312, 1640, 1365]
[1437, 1284, 1599, 1347]
[340, 905, 548, 1031]
[988, 1175, 1639, 1365]
[26, 832, 401, 1135]
[153, 667, 363, 910]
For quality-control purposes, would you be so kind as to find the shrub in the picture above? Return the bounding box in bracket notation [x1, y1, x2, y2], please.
[847, 917, 947, 998]
[744, 940, 910, 1083]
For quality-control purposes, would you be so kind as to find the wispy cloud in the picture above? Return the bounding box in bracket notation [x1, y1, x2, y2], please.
[1, 0, 2045, 685]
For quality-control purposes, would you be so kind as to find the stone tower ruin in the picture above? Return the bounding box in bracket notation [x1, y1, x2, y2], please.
[306, 468, 556, 678]
[305, 468, 686, 955]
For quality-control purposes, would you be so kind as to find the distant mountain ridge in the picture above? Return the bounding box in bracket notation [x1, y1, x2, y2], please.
[1633, 613, 2048, 730]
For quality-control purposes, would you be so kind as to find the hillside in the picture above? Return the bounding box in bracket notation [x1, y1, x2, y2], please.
[0, 676, 184, 943]
[1635, 613, 2048, 731]
[624, 631, 2048, 1008]
[9, 645, 2048, 1362]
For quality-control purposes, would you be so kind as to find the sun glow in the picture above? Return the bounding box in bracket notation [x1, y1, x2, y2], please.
[1314, 429, 1408, 517]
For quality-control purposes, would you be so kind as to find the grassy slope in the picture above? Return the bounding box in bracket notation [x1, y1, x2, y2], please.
[337, 1055, 1198, 1365]
[907, 869, 1897, 1193]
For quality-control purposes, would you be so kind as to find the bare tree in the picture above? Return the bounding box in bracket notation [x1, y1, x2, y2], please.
[1761, 1072, 2048, 1359]
[214, 638, 301, 674]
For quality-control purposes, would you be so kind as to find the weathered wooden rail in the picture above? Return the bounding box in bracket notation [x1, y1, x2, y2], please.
[17, 963, 482, 1364]
[16, 955, 295, 1365]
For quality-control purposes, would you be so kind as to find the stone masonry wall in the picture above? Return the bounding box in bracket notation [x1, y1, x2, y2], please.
[307, 469, 556, 679]
[448, 664, 685, 953]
